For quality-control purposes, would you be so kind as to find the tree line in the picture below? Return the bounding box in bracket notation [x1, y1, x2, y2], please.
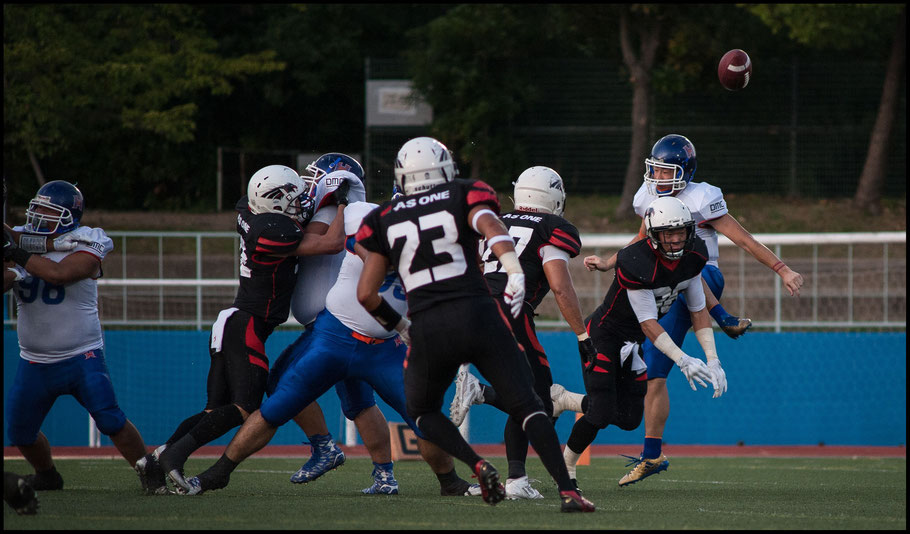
[3, 4, 904, 216]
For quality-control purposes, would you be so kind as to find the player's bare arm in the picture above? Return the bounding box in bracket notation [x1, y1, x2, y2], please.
[293, 205, 346, 257]
[584, 220, 647, 272]
[542, 258, 586, 336]
[12, 251, 100, 286]
[708, 213, 803, 297]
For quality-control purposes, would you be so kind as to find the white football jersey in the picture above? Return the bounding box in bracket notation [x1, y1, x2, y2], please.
[289, 174, 368, 326]
[633, 181, 728, 267]
[325, 201, 407, 339]
[11, 226, 113, 363]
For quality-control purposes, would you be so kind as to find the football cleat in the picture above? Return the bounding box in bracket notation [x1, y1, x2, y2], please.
[23, 469, 63, 491]
[719, 316, 752, 339]
[560, 490, 595, 512]
[5, 473, 39, 515]
[158, 449, 190, 493]
[440, 479, 483, 496]
[618, 454, 669, 487]
[550, 383, 583, 419]
[175, 475, 205, 496]
[505, 476, 544, 500]
[362, 468, 399, 495]
[472, 460, 505, 505]
[135, 452, 169, 495]
[290, 436, 346, 484]
[450, 365, 483, 427]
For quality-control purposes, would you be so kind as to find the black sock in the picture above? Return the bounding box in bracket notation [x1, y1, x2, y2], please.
[435, 468, 461, 486]
[417, 412, 482, 468]
[199, 454, 238, 491]
[503, 417, 528, 479]
[481, 385, 503, 410]
[188, 404, 245, 446]
[165, 411, 207, 446]
[523, 413, 572, 491]
[566, 415, 600, 454]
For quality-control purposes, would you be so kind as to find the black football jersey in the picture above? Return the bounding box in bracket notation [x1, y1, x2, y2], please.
[356, 179, 500, 315]
[483, 211, 582, 310]
[232, 196, 304, 325]
[589, 237, 709, 341]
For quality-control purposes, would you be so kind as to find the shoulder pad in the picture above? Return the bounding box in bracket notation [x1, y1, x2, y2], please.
[614, 242, 657, 290]
[464, 180, 500, 213]
[544, 216, 582, 257]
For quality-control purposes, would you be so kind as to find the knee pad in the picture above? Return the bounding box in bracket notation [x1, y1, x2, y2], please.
[335, 381, 377, 420]
[92, 406, 127, 436]
[582, 394, 614, 430]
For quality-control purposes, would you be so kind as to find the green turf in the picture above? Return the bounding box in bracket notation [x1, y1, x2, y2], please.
[3, 456, 905, 530]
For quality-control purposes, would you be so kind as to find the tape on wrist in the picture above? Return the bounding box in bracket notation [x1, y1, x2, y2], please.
[577, 332, 590, 342]
[694, 327, 718, 361]
[653, 331, 686, 364]
[19, 234, 47, 254]
[497, 250, 522, 275]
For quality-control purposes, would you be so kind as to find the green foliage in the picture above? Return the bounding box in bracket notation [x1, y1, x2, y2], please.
[747, 4, 902, 50]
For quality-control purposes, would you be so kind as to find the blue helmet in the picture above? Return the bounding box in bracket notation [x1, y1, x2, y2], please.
[643, 134, 697, 196]
[303, 153, 364, 189]
[25, 180, 84, 234]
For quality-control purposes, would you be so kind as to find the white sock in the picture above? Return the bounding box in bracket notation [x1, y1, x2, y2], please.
[563, 446, 581, 479]
[565, 391, 584, 413]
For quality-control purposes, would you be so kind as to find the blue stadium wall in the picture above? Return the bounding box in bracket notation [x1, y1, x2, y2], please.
[3, 328, 906, 447]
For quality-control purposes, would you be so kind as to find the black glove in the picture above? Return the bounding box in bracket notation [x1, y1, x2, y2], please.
[4, 229, 31, 266]
[334, 180, 351, 206]
[578, 337, 597, 366]
[4, 472, 39, 515]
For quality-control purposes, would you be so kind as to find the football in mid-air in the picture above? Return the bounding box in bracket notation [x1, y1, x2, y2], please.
[717, 49, 752, 91]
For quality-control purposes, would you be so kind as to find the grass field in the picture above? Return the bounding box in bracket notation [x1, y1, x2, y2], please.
[3, 455, 905, 530]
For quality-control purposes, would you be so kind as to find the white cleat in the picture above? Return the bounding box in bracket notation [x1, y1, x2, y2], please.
[551, 383, 584, 419]
[505, 476, 544, 500]
[450, 365, 483, 427]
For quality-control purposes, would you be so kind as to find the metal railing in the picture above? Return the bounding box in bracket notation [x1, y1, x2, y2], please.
[4, 231, 905, 331]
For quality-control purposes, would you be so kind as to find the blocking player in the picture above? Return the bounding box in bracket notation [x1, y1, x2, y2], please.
[4, 181, 154, 494]
[583, 134, 802, 486]
[355, 137, 594, 512]
[146, 164, 353, 494]
[563, 196, 725, 491]
[448, 166, 594, 500]
[180, 198, 479, 497]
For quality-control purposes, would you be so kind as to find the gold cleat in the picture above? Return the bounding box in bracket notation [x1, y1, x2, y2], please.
[618, 454, 669, 487]
[720, 317, 752, 339]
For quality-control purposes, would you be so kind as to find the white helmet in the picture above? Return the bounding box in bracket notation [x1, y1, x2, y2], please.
[246, 165, 314, 223]
[394, 137, 458, 196]
[512, 166, 566, 216]
[643, 196, 695, 260]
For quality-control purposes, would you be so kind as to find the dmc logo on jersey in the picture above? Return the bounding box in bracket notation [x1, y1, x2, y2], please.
[709, 201, 725, 213]
[392, 190, 451, 211]
[324, 176, 346, 188]
[88, 241, 104, 253]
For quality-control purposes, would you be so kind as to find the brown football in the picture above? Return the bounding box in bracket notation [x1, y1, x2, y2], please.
[718, 49, 752, 91]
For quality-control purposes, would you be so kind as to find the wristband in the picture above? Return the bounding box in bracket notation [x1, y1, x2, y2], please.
[653, 331, 686, 364]
[497, 250, 522, 275]
[9, 246, 33, 267]
[368, 297, 403, 331]
[772, 261, 786, 273]
[694, 327, 718, 361]
[19, 234, 48, 254]
[471, 209, 497, 232]
[485, 234, 513, 248]
[577, 332, 590, 342]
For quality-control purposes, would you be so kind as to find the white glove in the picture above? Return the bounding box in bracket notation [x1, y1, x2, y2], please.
[502, 272, 526, 318]
[395, 317, 411, 346]
[53, 232, 94, 251]
[677, 354, 711, 391]
[707, 359, 727, 398]
[7, 265, 28, 282]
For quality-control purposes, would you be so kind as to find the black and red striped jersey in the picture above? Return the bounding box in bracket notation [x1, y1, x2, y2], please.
[356, 179, 500, 315]
[232, 196, 304, 325]
[482, 210, 582, 310]
[590, 237, 708, 340]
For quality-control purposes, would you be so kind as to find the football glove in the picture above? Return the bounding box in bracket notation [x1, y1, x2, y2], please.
[578, 337, 596, 366]
[677, 354, 711, 391]
[502, 272, 525, 318]
[7, 265, 27, 282]
[53, 232, 95, 252]
[707, 359, 727, 398]
[334, 179, 351, 206]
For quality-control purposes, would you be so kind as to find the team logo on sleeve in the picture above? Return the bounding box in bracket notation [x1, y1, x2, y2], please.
[709, 201, 725, 213]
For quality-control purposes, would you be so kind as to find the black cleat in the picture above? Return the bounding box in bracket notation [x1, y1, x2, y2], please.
[560, 490, 595, 512]
[472, 460, 505, 505]
[23, 469, 63, 491]
[135, 453, 169, 495]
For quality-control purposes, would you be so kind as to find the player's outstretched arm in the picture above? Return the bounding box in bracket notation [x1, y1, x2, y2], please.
[294, 205, 346, 257]
[710, 213, 804, 297]
[584, 220, 647, 272]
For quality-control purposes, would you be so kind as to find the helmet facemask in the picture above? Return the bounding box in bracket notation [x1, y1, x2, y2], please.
[644, 159, 687, 196]
[25, 198, 75, 234]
